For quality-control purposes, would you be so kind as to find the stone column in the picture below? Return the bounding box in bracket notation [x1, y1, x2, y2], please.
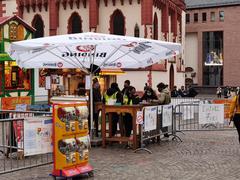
[49, 0, 58, 36]
[89, 0, 98, 32]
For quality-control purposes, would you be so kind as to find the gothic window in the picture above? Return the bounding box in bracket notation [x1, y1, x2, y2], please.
[32, 14, 44, 38]
[9, 22, 18, 41]
[153, 13, 158, 40]
[68, 12, 82, 34]
[134, 24, 139, 37]
[110, 9, 125, 35]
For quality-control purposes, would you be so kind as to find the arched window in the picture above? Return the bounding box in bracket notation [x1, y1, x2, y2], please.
[32, 14, 44, 38]
[17, 24, 24, 40]
[153, 13, 158, 40]
[68, 12, 82, 34]
[9, 22, 18, 41]
[110, 9, 125, 35]
[134, 24, 140, 37]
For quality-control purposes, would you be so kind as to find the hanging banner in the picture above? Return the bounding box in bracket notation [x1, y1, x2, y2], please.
[1, 96, 31, 110]
[199, 104, 224, 124]
[24, 117, 52, 156]
[144, 106, 157, 131]
[162, 105, 173, 127]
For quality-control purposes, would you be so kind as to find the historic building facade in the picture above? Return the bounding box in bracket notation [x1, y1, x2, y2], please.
[6, 0, 185, 92]
[185, 0, 240, 88]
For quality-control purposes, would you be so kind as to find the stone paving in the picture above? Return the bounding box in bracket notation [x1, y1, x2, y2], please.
[0, 130, 240, 180]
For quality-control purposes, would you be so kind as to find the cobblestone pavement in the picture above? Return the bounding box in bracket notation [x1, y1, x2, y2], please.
[0, 131, 240, 180]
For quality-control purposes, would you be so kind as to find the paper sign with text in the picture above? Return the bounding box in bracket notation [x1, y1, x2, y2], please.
[144, 106, 157, 131]
[24, 117, 52, 156]
[199, 104, 224, 124]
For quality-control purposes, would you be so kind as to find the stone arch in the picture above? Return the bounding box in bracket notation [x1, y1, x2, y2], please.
[32, 14, 44, 38]
[134, 23, 140, 37]
[67, 12, 83, 34]
[109, 9, 125, 35]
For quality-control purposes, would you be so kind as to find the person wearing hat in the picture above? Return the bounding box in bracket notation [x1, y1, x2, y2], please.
[157, 82, 171, 105]
[157, 82, 171, 138]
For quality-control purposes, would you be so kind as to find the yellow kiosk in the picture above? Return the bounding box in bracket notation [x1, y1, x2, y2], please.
[52, 102, 93, 178]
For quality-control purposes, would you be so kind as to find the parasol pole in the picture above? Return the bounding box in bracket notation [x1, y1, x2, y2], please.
[89, 72, 94, 139]
[89, 45, 97, 140]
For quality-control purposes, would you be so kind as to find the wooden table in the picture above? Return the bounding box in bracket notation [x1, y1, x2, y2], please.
[99, 104, 143, 150]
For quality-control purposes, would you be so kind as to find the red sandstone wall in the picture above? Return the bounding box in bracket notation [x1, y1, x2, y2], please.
[0, 0, 6, 17]
[186, 5, 240, 86]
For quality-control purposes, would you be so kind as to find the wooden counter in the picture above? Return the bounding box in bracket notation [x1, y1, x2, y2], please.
[96, 103, 143, 149]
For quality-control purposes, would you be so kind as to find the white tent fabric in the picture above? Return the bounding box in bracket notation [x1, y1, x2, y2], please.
[10, 32, 181, 71]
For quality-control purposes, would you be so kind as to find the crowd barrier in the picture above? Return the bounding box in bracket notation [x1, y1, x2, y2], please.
[135, 105, 181, 154]
[0, 110, 52, 175]
[0, 97, 235, 173]
[175, 102, 234, 132]
[135, 97, 234, 153]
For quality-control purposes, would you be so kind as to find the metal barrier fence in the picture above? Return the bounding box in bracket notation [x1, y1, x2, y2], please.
[0, 98, 234, 172]
[175, 103, 234, 131]
[0, 110, 52, 175]
[135, 105, 181, 154]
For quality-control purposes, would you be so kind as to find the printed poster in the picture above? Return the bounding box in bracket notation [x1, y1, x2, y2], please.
[24, 117, 52, 156]
[144, 106, 157, 131]
[162, 105, 173, 127]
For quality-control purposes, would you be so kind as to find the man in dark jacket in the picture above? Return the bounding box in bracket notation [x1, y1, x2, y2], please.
[171, 86, 179, 97]
[141, 86, 158, 102]
[187, 85, 198, 97]
[92, 78, 101, 137]
[121, 80, 130, 96]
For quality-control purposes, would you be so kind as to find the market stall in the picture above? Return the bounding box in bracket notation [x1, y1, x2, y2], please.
[9, 32, 181, 140]
[0, 15, 35, 109]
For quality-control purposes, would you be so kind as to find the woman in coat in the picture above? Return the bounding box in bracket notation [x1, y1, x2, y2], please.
[229, 91, 240, 143]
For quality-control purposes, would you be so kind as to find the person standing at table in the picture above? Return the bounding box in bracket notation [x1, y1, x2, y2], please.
[77, 78, 86, 96]
[171, 86, 179, 97]
[157, 82, 171, 138]
[122, 80, 131, 104]
[103, 83, 123, 136]
[123, 86, 140, 138]
[141, 86, 158, 102]
[92, 78, 102, 137]
[122, 80, 131, 95]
